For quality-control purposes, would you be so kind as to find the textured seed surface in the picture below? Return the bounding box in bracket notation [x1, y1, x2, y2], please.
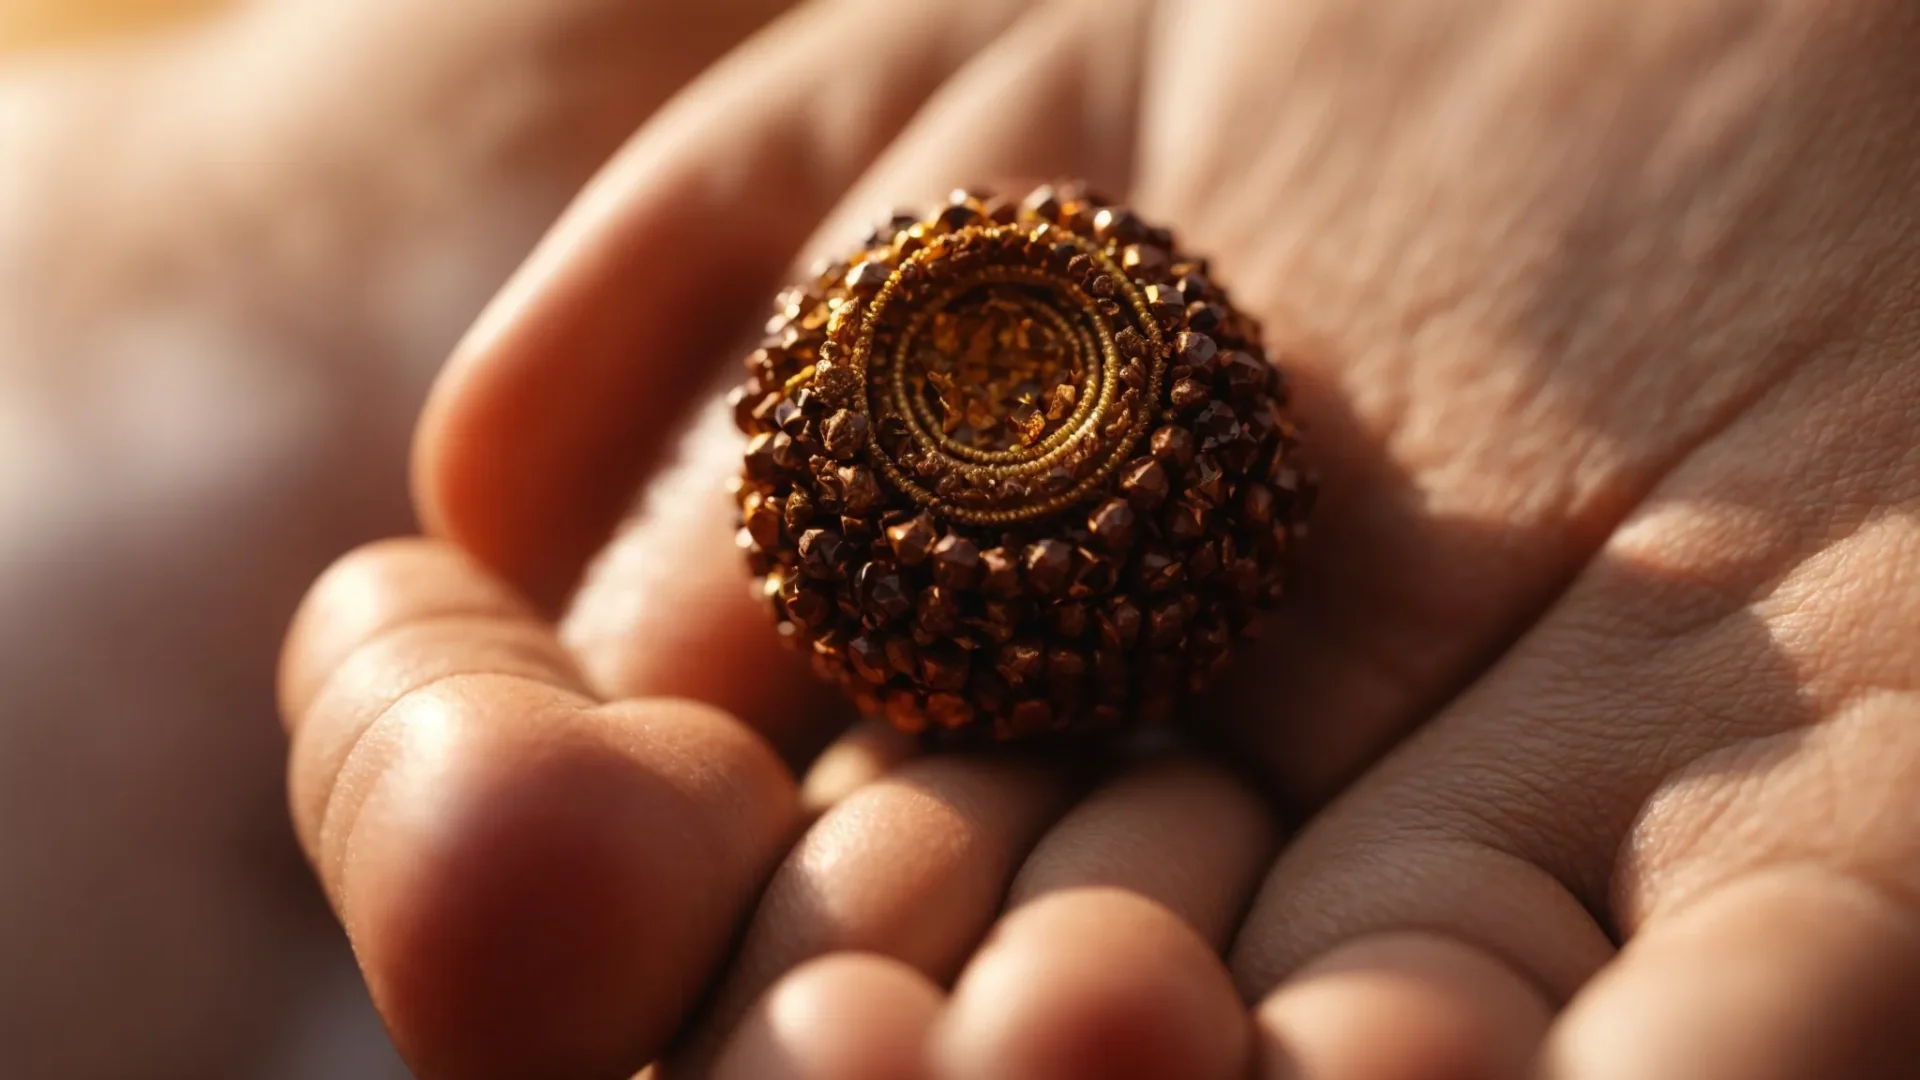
[730, 185, 1311, 741]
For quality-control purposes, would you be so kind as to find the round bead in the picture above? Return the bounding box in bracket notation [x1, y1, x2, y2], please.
[731, 185, 1311, 741]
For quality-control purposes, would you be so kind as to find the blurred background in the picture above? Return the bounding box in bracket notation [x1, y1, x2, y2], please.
[0, 1, 791, 1075]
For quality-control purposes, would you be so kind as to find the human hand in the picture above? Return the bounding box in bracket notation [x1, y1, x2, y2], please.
[280, 1, 1920, 1077]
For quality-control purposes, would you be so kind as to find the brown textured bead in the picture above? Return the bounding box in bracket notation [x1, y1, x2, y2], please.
[1071, 551, 1119, 598]
[1024, 539, 1074, 597]
[848, 634, 890, 684]
[796, 528, 844, 580]
[1099, 600, 1142, 649]
[917, 586, 960, 636]
[971, 600, 1022, 645]
[744, 432, 778, 480]
[1122, 243, 1170, 277]
[1049, 601, 1091, 640]
[1239, 482, 1277, 527]
[838, 465, 882, 517]
[1165, 500, 1210, 543]
[845, 260, 891, 292]
[1186, 303, 1227, 335]
[731, 184, 1311, 740]
[980, 546, 1022, 598]
[1175, 331, 1218, 371]
[823, 409, 870, 459]
[885, 691, 927, 734]
[996, 640, 1046, 687]
[927, 693, 975, 730]
[858, 562, 911, 625]
[782, 579, 833, 631]
[1147, 602, 1188, 648]
[1151, 425, 1195, 471]
[1144, 282, 1187, 328]
[1047, 646, 1088, 694]
[1218, 350, 1272, 398]
[1169, 377, 1210, 413]
[1093, 206, 1147, 246]
[1088, 498, 1136, 553]
[887, 513, 936, 566]
[931, 534, 982, 591]
[970, 670, 1011, 714]
[743, 492, 782, 550]
[885, 635, 919, 677]
[1006, 699, 1054, 737]
[916, 642, 966, 689]
[1120, 458, 1169, 511]
[1187, 455, 1228, 506]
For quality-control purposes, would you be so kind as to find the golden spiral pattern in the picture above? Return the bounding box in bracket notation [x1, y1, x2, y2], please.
[823, 227, 1168, 525]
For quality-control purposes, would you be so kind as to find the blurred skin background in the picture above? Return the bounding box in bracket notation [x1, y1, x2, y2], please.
[0, 1, 792, 1075]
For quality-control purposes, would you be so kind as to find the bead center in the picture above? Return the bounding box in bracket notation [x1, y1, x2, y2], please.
[910, 285, 1084, 453]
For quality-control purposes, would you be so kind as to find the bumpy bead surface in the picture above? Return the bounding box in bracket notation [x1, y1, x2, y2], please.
[732, 184, 1311, 741]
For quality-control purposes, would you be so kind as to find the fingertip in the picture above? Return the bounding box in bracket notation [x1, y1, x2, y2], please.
[714, 952, 944, 1080]
[933, 888, 1250, 1080]
[1006, 755, 1281, 949]
[340, 691, 797, 1079]
[1541, 868, 1920, 1080]
[798, 720, 920, 818]
[280, 537, 538, 725]
[1252, 933, 1552, 1080]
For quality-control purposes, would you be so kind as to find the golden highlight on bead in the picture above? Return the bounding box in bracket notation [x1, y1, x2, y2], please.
[729, 184, 1312, 741]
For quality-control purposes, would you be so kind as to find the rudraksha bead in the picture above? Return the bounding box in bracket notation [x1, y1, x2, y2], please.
[732, 185, 1311, 741]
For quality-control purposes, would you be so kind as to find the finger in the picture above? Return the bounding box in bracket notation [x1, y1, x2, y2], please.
[714, 953, 945, 1080]
[1542, 866, 1920, 1080]
[557, 398, 846, 761]
[797, 0, 1153, 261]
[553, 0, 1155, 750]
[280, 536, 558, 727]
[1253, 933, 1552, 1080]
[1224, 792, 1613, 1076]
[932, 888, 1251, 1080]
[797, 719, 921, 818]
[1007, 754, 1280, 950]
[661, 753, 1079, 1076]
[282, 538, 586, 866]
[280, 538, 797, 1079]
[917, 754, 1275, 1078]
[414, 0, 1034, 608]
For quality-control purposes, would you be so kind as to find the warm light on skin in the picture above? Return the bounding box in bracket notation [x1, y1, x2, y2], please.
[0, 0, 231, 54]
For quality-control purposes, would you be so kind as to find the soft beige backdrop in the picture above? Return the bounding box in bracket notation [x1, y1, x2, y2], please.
[0, 0, 229, 52]
[0, 2, 790, 1076]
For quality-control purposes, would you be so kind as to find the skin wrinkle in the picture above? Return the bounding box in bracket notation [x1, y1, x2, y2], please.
[320, 676, 530, 904]
[1625, 765, 1920, 937]
[1228, 831, 1612, 1004]
[1483, 360, 1920, 920]
[1615, 586, 1920, 934]
[291, 616, 582, 856]
[299, 612, 582, 728]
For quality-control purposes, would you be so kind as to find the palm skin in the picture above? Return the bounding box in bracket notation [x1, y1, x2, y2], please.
[281, 1, 1920, 1077]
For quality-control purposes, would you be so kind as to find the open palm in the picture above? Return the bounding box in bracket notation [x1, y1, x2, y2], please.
[280, 1, 1920, 1077]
